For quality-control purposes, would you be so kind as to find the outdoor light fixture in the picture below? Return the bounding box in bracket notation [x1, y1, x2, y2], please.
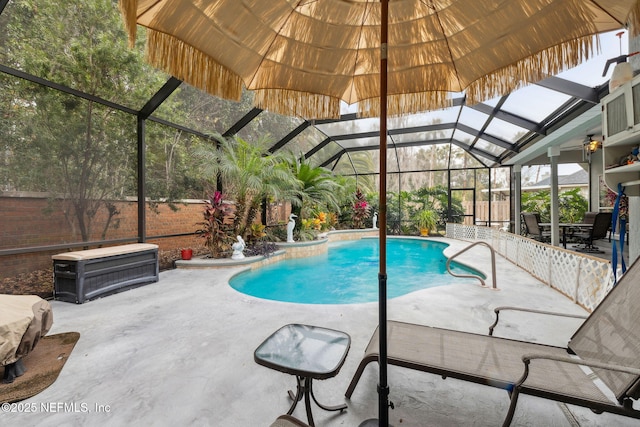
[583, 135, 601, 162]
[586, 136, 601, 153]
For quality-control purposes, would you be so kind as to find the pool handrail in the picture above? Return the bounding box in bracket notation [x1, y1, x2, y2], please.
[446, 241, 497, 290]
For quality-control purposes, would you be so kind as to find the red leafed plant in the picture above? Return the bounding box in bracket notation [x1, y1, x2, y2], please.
[352, 188, 370, 229]
[196, 191, 235, 258]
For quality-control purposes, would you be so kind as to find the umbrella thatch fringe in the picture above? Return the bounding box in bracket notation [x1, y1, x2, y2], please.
[118, 0, 138, 48]
[466, 35, 596, 106]
[120, 0, 640, 118]
[358, 92, 453, 118]
[255, 89, 454, 119]
[146, 30, 243, 102]
[255, 90, 452, 120]
[254, 89, 341, 119]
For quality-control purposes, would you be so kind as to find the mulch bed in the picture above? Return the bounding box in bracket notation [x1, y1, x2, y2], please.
[0, 248, 208, 299]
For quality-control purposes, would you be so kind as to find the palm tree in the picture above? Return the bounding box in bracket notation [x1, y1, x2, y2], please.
[197, 135, 299, 238]
[333, 151, 376, 195]
[286, 154, 342, 223]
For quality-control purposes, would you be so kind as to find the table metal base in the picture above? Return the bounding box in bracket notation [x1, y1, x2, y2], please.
[287, 375, 347, 426]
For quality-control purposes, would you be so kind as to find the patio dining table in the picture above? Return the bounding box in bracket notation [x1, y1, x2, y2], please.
[539, 223, 593, 249]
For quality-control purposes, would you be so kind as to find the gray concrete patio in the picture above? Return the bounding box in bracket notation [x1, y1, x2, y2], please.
[3, 238, 638, 426]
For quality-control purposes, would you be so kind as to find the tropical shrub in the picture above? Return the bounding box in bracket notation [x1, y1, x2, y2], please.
[352, 188, 370, 229]
[247, 223, 267, 245]
[521, 188, 588, 223]
[410, 185, 463, 231]
[386, 191, 412, 234]
[302, 211, 334, 232]
[286, 154, 342, 230]
[196, 135, 298, 240]
[414, 209, 438, 232]
[244, 241, 278, 258]
[558, 188, 589, 223]
[196, 191, 235, 258]
[521, 190, 551, 221]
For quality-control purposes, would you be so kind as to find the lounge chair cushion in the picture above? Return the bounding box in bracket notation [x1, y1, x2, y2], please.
[356, 321, 613, 405]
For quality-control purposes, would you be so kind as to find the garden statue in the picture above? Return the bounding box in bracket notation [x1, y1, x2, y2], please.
[287, 214, 297, 243]
[372, 212, 378, 229]
[231, 235, 245, 260]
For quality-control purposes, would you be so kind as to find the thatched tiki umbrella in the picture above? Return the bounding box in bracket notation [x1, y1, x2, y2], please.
[119, 1, 640, 425]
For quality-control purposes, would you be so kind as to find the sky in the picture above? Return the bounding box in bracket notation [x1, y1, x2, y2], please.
[559, 30, 629, 86]
[335, 29, 633, 174]
[557, 30, 630, 175]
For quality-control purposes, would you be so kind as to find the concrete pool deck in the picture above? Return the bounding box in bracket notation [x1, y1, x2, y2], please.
[3, 237, 638, 426]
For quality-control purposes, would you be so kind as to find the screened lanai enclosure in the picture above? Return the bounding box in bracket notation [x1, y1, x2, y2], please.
[0, 0, 625, 290]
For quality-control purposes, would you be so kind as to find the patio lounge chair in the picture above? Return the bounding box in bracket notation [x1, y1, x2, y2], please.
[345, 257, 640, 426]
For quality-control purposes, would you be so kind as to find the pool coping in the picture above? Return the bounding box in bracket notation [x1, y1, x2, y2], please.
[175, 228, 379, 269]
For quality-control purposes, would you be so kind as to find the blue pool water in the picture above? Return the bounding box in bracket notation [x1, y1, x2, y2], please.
[229, 238, 484, 304]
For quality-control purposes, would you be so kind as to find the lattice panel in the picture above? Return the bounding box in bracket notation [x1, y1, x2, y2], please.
[475, 227, 493, 241]
[549, 250, 582, 301]
[530, 243, 552, 284]
[575, 259, 615, 312]
[445, 224, 613, 311]
[503, 234, 520, 264]
[462, 226, 477, 241]
[492, 232, 505, 257]
[514, 238, 538, 275]
[450, 224, 473, 240]
[446, 223, 454, 237]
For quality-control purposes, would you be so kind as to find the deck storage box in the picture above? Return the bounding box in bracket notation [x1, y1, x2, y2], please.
[53, 243, 159, 303]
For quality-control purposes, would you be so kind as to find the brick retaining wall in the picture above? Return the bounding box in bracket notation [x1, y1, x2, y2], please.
[0, 195, 206, 278]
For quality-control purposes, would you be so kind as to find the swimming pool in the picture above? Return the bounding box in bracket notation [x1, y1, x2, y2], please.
[229, 238, 484, 304]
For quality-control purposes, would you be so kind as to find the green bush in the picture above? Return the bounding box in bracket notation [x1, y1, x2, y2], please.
[521, 188, 587, 223]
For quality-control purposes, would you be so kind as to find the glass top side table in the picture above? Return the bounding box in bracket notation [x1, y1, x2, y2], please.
[255, 324, 351, 426]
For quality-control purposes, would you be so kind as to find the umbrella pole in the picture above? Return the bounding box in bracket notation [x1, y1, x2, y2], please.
[359, 1, 390, 425]
[378, 0, 392, 425]
[360, 2, 389, 426]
